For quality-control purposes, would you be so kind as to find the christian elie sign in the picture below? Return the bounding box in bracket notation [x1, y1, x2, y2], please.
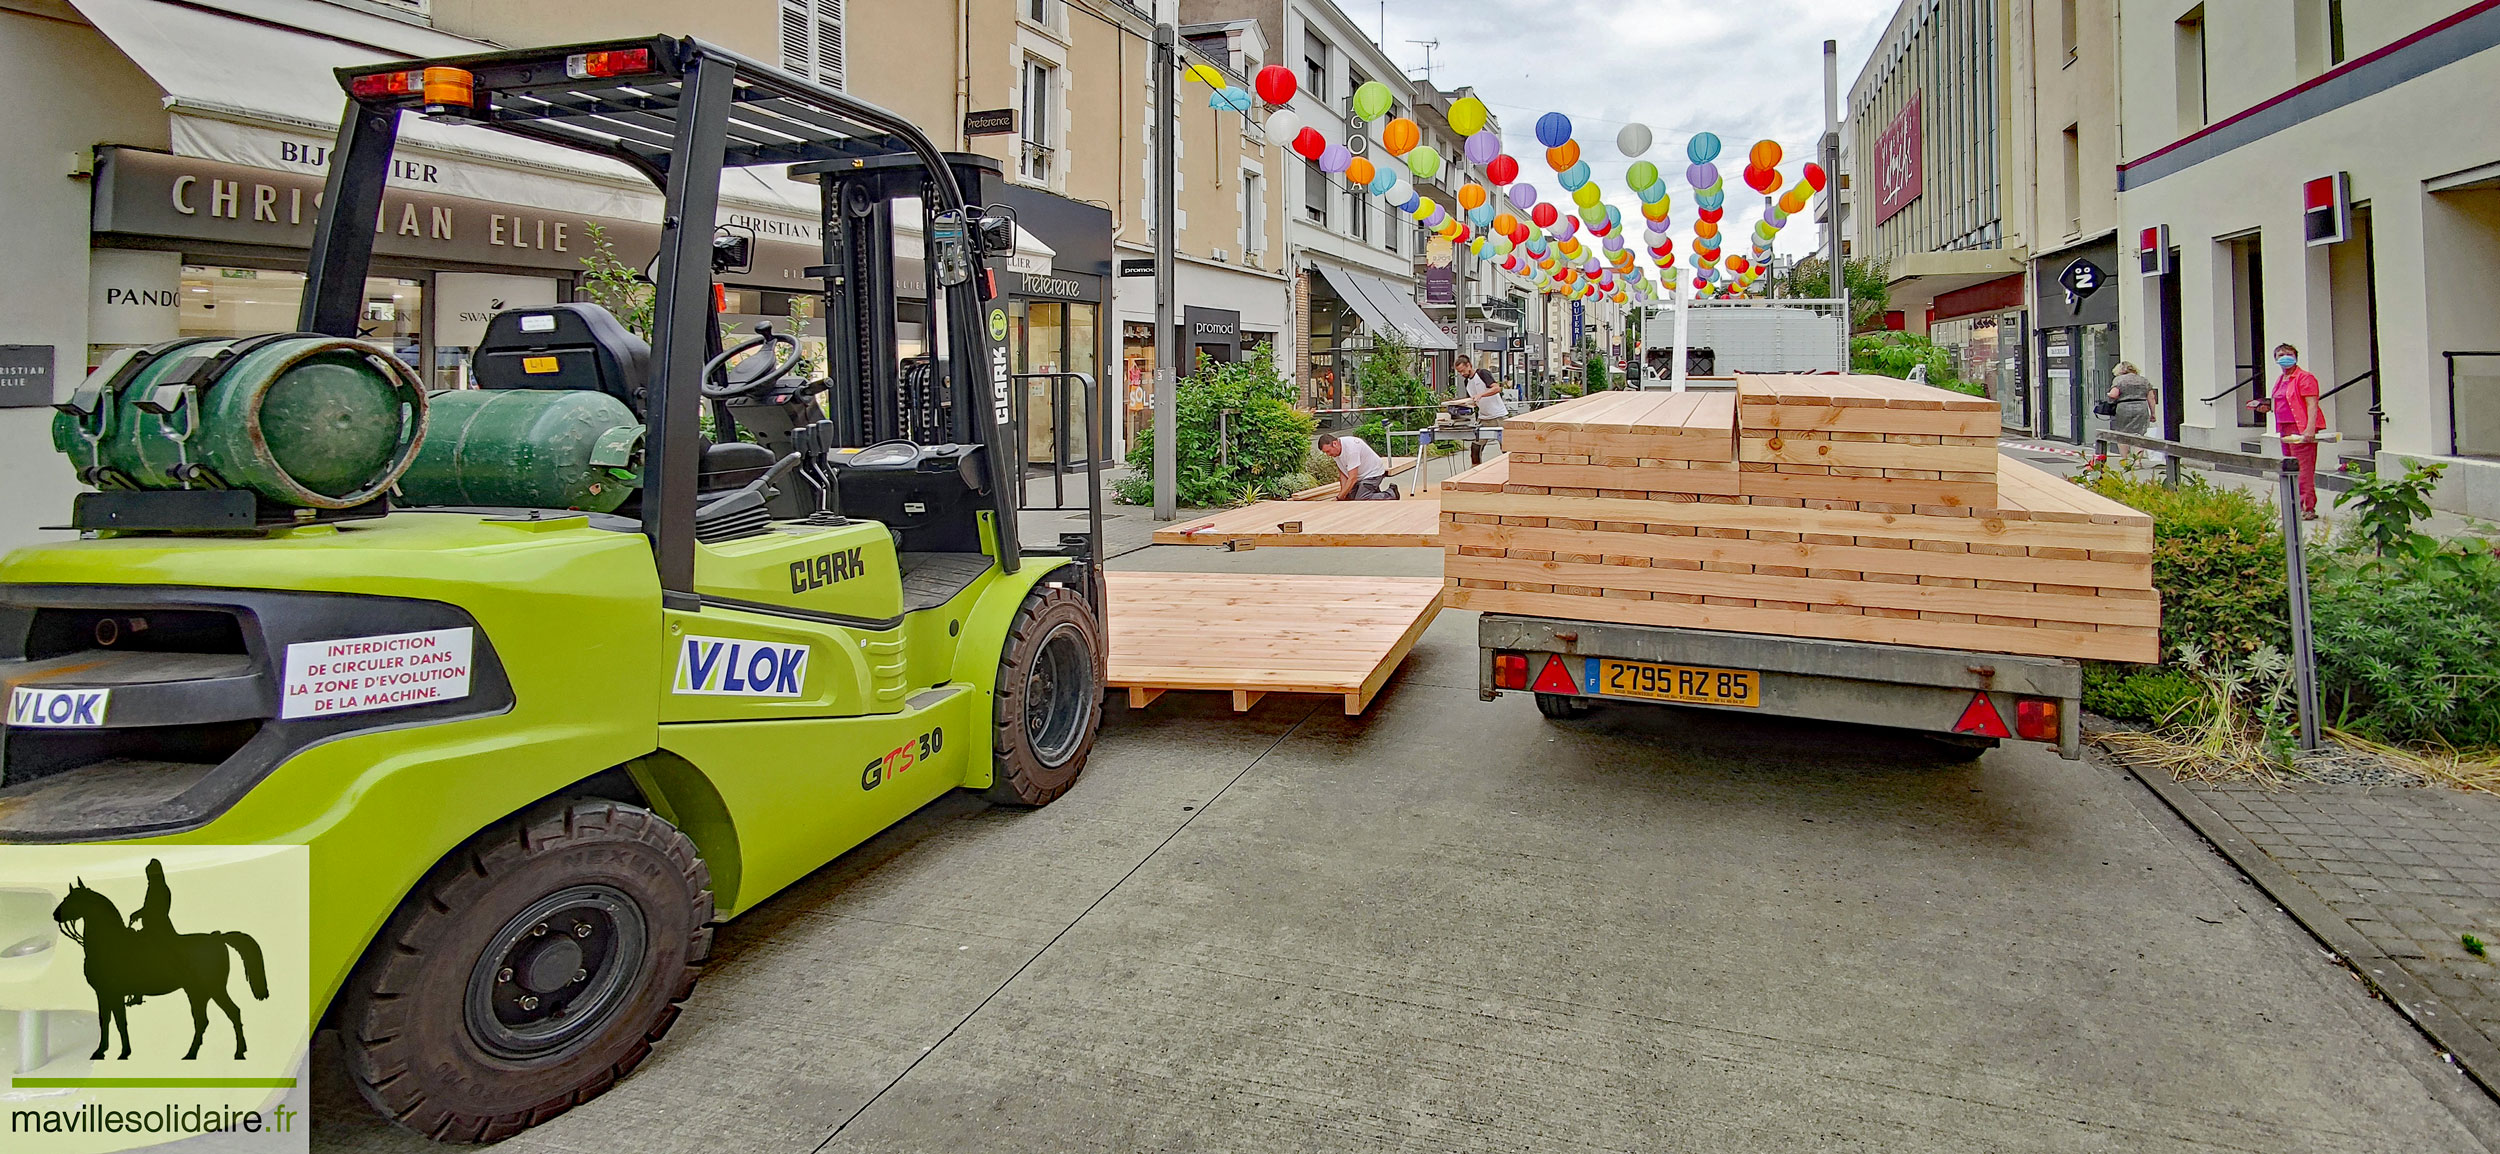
[0, 344, 54, 408]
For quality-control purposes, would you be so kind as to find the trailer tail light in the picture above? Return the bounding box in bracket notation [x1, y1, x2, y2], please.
[1492, 652, 1529, 690]
[566, 48, 655, 80]
[2014, 697, 2060, 742]
[1952, 692, 2012, 739]
[350, 67, 475, 111]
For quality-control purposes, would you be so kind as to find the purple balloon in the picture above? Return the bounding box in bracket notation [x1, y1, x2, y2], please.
[1507, 183, 1539, 210]
[1686, 162, 1718, 188]
[1425, 206, 1448, 228]
[1319, 144, 1352, 174]
[1465, 130, 1502, 165]
[1603, 234, 1626, 252]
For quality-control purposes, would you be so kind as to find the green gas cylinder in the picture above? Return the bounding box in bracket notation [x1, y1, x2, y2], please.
[394, 389, 645, 513]
[54, 335, 428, 508]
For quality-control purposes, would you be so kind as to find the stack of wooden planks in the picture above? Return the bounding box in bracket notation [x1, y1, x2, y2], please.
[1153, 497, 1442, 548]
[1106, 572, 1444, 714]
[1439, 376, 2160, 663]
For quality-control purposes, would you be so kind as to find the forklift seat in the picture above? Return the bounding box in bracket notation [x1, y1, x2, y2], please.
[473, 303, 650, 415]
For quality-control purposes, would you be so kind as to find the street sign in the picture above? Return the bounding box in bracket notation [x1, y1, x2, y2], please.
[2058, 257, 2106, 300]
[1117, 257, 1156, 278]
[0, 344, 54, 409]
[2304, 173, 2352, 246]
[963, 108, 1018, 137]
[2137, 225, 2172, 276]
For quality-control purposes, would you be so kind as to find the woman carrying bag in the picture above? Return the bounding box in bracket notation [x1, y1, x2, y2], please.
[2102, 362, 2153, 436]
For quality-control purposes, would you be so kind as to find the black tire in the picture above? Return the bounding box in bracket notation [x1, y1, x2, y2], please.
[1535, 692, 1592, 719]
[337, 800, 713, 1143]
[986, 583, 1102, 806]
[1920, 733, 1999, 758]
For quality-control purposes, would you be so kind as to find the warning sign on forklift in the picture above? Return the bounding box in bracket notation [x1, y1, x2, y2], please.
[280, 626, 475, 719]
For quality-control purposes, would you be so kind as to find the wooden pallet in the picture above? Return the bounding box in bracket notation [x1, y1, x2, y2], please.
[1435, 376, 2160, 664]
[1153, 498, 1442, 547]
[1106, 571, 1444, 714]
[1286, 456, 1418, 500]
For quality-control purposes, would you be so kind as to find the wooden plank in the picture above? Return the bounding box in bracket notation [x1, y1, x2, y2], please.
[1443, 554, 2158, 628]
[1231, 690, 1265, 712]
[1286, 456, 1418, 500]
[1153, 499, 1442, 547]
[1738, 403, 2002, 438]
[1738, 435, 2003, 473]
[1993, 455, 2154, 525]
[1105, 572, 1444, 710]
[1506, 459, 1742, 495]
[1432, 456, 1510, 492]
[1440, 520, 2154, 589]
[1441, 490, 2153, 551]
[1729, 470, 1998, 510]
[1737, 373, 1998, 412]
[1447, 585, 2158, 663]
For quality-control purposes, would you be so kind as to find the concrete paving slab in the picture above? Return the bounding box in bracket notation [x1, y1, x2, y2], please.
[310, 542, 2498, 1151]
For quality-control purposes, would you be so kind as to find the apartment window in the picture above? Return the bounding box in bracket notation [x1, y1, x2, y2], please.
[1347, 68, 1370, 118]
[1241, 170, 1267, 255]
[1303, 33, 1330, 104]
[2061, 124, 2082, 235]
[1303, 165, 1328, 228]
[2058, 0, 2078, 63]
[2176, 7, 2207, 129]
[1027, 0, 1052, 23]
[1348, 180, 1368, 241]
[1021, 58, 1056, 182]
[778, 0, 845, 90]
[1383, 201, 1397, 255]
[2328, 0, 2347, 64]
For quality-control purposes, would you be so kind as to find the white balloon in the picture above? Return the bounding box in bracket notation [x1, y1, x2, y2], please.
[1265, 107, 1302, 141]
[1617, 122, 1653, 157]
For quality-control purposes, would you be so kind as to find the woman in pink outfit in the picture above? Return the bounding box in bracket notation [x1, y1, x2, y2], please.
[2270, 343, 2327, 520]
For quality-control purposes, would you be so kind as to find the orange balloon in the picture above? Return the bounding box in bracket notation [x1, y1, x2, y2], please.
[1545, 140, 1580, 171]
[1382, 118, 1420, 157]
[1457, 183, 1487, 210]
[1750, 140, 1783, 169]
[1491, 212, 1519, 235]
[1695, 219, 1719, 239]
[1348, 157, 1376, 186]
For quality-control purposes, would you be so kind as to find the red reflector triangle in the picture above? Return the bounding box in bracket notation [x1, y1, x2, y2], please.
[1954, 692, 2012, 738]
[1531, 655, 1581, 695]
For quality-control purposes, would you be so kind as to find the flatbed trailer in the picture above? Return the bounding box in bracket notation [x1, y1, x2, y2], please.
[1479, 614, 2084, 759]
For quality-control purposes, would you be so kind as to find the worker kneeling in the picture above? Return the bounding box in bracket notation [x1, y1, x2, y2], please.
[1318, 432, 1399, 501]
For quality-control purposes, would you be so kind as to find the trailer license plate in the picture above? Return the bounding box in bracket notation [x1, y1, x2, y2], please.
[1594, 659, 1760, 707]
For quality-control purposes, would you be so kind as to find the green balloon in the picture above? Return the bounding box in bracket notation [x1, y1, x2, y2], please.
[1626, 161, 1659, 191]
[1405, 145, 1442, 180]
[1352, 80, 1394, 122]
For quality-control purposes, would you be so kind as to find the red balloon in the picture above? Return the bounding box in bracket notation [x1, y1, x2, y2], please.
[1293, 127, 1327, 160]
[1455, 225, 1474, 244]
[1531, 203, 1560, 228]
[1803, 162, 1829, 191]
[1699, 207, 1725, 223]
[1254, 65, 1298, 106]
[1507, 224, 1531, 244]
[1486, 154, 1520, 186]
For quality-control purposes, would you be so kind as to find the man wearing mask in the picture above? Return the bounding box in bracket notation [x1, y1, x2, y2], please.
[1453, 355, 1508, 466]
[2271, 343, 2327, 520]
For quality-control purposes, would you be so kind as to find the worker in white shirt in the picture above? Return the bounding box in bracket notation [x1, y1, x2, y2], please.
[1453, 354, 1508, 465]
[1317, 432, 1398, 501]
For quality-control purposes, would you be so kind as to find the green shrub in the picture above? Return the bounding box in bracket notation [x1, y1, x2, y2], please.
[2312, 538, 2500, 747]
[2083, 662, 2211, 727]
[1356, 332, 1435, 440]
[1113, 345, 1315, 507]
[1850, 332, 1982, 397]
[2077, 469, 2288, 660]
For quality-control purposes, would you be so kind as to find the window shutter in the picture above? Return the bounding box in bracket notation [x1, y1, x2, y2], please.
[779, 0, 812, 76]
[815, 0, 845, 90]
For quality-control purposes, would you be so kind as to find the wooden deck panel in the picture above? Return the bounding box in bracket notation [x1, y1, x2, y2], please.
[1152, 498, 1443, 547]
[1286, 456, 1418, 500]
[1106, 572, 1445, 714]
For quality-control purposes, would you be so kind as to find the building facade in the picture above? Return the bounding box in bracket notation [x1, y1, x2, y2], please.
[1848, 0, 2032, 426]
[2012, 0, 2124, 442]
[2114, 0, 2500, 517]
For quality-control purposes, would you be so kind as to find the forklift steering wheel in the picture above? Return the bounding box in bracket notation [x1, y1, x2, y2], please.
[701, 324, 802, 398]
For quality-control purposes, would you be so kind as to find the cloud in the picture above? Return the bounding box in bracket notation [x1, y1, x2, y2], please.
[1372, 0, 1898, 284]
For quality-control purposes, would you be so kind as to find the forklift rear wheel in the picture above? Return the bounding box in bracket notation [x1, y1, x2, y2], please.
[986, 584, 1102, 807]
[1535, 692, 1593, 719]
[337, 800, 713, 1143]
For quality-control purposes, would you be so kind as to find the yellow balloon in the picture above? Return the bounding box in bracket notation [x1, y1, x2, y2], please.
[1185, 63, 1227, 86]
[1449, 96, 1490, 137]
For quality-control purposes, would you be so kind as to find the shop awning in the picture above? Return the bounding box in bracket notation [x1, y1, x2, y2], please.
[66, 0, 815, 228]
[1312, 265, 1458, 350]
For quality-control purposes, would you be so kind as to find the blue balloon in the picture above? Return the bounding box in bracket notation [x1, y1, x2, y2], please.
[1560, 160, 1591, 189]
[1605, 204, 1624, 228]
[1369, 169, 1398, 195]
[1209, 88, 1253, 113]
[1686, 132, 1722, 164]
[1468, 204, 1496, 227]
[1535, 112, 1574, 149]
[1639, 182, 1669, 204]
[1697, 190, 1725, 210]
[1397, 193, 1421, 213]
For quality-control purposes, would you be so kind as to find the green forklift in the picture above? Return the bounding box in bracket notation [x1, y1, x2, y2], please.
[2, 37, 1104, 1140]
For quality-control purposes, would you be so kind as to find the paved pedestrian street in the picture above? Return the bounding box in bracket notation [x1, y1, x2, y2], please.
[307, 548, 2500, 1152]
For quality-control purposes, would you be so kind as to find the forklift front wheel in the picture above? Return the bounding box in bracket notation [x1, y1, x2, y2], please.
[1535, 692, 1594, 720]
[336, 800, 713, 1143]
[985, 584, 1102, 807]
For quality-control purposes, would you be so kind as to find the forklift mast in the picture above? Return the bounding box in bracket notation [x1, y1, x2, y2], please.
[298, 36, 1030, 596]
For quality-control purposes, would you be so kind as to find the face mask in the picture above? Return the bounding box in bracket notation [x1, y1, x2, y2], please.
[2276, 355, 2298, 368]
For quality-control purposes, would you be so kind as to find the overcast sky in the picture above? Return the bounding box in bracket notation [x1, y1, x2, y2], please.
[1366, 0, 1899, 278]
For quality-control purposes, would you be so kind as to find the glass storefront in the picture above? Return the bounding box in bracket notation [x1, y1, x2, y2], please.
[1930, 309, 2028, 433]
[179, 266, 422, 369]
[2038, 322, 2118, 445]
[1006, 297, 1099, 465]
